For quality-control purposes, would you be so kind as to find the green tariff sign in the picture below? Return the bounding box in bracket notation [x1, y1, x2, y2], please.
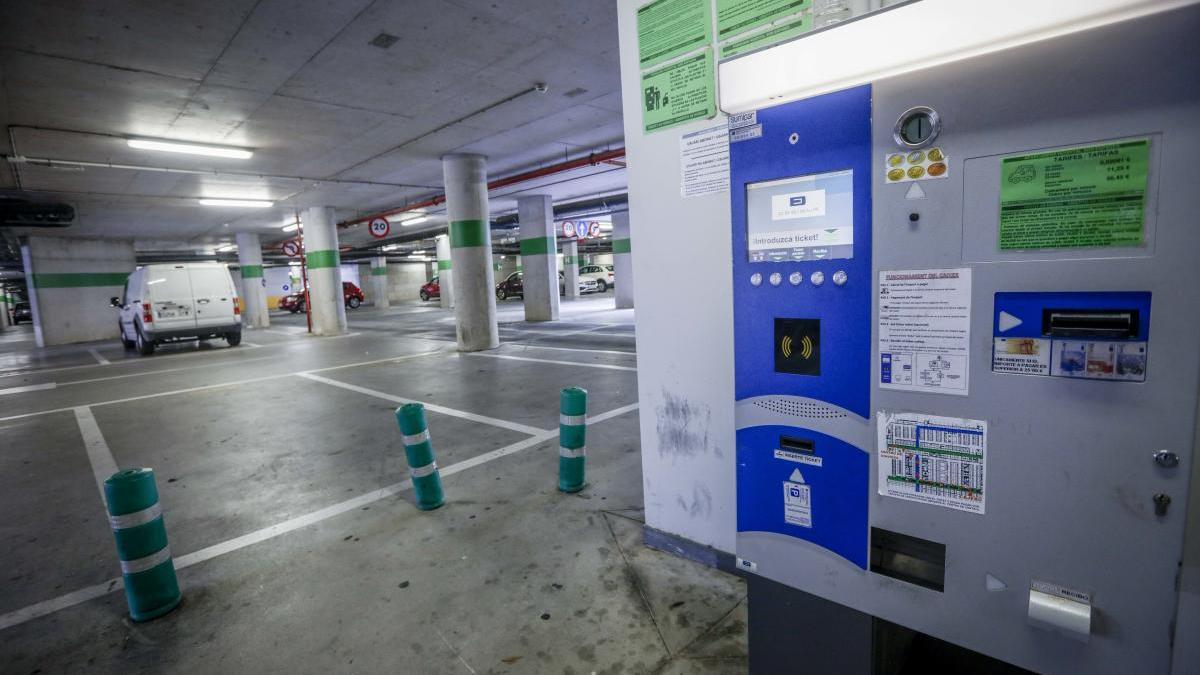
[637, 0, 712, 69]
[999, 139, 1150, 250]
[716, 0, 810, 40]
[641, 50, 716, 134]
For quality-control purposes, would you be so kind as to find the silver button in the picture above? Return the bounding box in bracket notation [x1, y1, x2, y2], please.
[769, 272, 782, 287]
[810, 271, 825, 286]
[788, 271, 802, 286]
[750, 273, 763, 287]
[832, 270, 848, 286]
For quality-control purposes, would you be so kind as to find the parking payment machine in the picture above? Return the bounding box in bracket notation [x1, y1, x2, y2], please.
[728, 8, 1200, 675]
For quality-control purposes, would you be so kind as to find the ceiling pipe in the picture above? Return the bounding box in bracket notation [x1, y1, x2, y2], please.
[338, 147, 626, 229]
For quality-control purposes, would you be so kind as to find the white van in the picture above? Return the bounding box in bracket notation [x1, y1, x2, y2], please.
[112, 263, 242, 355]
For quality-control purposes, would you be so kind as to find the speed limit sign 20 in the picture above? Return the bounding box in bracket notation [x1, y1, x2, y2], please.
[368, 217, 391, 239]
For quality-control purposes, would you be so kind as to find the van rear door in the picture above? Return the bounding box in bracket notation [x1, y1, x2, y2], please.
[189, 265, 237, 329]
[145, 265, 197, 331]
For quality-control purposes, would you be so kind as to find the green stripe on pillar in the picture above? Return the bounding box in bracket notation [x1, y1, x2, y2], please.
[612, 238, 632, 254]
[519, 236, 554, 256]
[563, 255, 577, 265]
[306, 250, 340, 269]
[240, 265, 264, 279]
[370, 267, 388, 276]
[437, 260, 452, 271]
[31, 272, 129, 288]
[449, 219, 488, 248]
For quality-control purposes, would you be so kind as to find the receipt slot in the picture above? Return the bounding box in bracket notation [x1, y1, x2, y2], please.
[728, 9, 1200, 675]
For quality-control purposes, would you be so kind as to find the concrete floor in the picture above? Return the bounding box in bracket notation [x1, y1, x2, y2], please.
[0, 295, 748, 674]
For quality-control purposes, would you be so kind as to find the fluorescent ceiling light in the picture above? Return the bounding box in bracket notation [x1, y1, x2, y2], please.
[381, 244, 402, 252]
[216, 244, 236, 252]
[128, 138, 253, 159]
[199, 198, 274, 208]
[281, 223, 299, 232]
[719, 0, 1197, 112]
[400, 216, 428, 226]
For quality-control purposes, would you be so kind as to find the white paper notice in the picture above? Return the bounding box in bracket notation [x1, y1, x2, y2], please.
[680, 125, 729, 198]
[878, 268, 972, 395]
[877, 412, 987, 514]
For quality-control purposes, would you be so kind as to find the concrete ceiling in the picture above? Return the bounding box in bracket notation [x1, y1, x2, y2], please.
[0, 0, 626, 255]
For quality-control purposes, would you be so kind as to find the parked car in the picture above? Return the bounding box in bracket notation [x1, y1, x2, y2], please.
[280, 282, 364, 313]
[419, 276, 440, 302]
[11, 301, 32, 324]
[112, 263, 241, 356]
[497, 272, 597, 300]
[579, 264, 615, 292]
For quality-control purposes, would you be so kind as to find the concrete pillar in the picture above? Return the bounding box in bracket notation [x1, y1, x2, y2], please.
[562, 240, 580, 299]
[235, 232, 269, 328]
[0, 289, 10, 329]
[435, 234, 454, 309]
[21, 235, 135, 347]
[303, 206, 348, 335]
[612, 211, 634, 309]
[370, 256, 390, 308]
[442, 153, 498, 351]
[518, 195, 560, 322]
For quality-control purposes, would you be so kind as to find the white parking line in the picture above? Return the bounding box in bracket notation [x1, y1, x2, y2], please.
[501, 344, 635, 357]
[0, 382, 57, 396]
[0, 350, 444, 423]
[73, 406, 118, 504]
[87, 349, 111, 366]
[297, 372, 549, 436]
[62, 355, 278, 387]
[0, 342, 264, 379]
[466, 353, 637, 372]
[0, 402, 639, 633]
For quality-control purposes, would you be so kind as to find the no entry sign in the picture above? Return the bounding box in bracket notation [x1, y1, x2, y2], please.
[368, 217, 391, 239]
[282, 240, 301, 257]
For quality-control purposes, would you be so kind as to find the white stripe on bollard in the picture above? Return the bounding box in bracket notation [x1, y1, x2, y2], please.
[108, 503, 163, 530]
[118, 546, 172, 575]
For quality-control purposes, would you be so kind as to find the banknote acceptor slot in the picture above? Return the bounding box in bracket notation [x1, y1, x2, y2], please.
[779, 435, 815, 454]
[1043, 309, 1138, 339]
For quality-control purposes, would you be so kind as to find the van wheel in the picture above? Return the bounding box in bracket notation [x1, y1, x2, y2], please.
[119, 322, 135, 349]
[348, 297, 361, 309]
[135, 328, 156, 356]
[226, 331, 242, 347]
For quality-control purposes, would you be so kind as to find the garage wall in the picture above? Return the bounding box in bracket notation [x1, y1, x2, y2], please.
[386, 262, 429, 303]
[263, 266, 298, 309]
[21, 235, 136, 347]
[617, 0, 736, 553]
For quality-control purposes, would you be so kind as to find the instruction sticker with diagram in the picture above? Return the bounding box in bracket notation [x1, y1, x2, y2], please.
[782, 468, 812, 528]
[878, 268, 972, 395]
[877, 412, 987, 514]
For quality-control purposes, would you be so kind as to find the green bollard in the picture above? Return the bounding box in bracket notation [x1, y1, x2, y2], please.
[395, 403, 446, 510]
[558, 387, 588, 493]
[104, 468, 182, 622]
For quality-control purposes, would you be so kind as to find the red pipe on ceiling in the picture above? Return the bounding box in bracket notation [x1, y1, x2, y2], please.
[338, 147, 626, 229]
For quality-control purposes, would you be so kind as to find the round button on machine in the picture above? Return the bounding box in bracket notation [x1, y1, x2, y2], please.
[769, 272, 782, 287]
[750, 272, 763, 287]
[832, 270, 848, 286]
[788, 271, 803, 286]
[810, 271, 825, 286]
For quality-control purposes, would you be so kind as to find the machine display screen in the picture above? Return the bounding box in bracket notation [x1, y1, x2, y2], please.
[746, 169, 854, 262]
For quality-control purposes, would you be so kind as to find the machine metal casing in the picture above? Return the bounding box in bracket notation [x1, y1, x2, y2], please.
[731, 8, 1200, 674]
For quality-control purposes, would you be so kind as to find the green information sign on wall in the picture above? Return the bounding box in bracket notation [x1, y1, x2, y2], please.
[717, 0, 810, 40]
[637, 0, 713, 70]
[720, 13, 810, 58]
[999, 139, 1150, 250]
[641, 49, 716, 133]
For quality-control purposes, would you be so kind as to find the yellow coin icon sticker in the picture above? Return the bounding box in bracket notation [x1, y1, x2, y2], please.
[927, 147, 944, 162]
[887, 168, 906, 181]
[907, 150, 925, 164]
[907, 165, 926, 179]
[887, 154, 904, 167]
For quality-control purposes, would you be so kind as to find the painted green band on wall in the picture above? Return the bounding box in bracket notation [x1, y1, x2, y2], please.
[370, 267, 387, 276]
[306, 250, 340, 269]
[437, 260, 452, 271]
[563, 255, 577, 265]
[612, 238, 632, 254]
[240, 265, 264, 279]
[450, 219, 488, 248]
[519, 236, 554, 256]
[32, 272, 129, 288]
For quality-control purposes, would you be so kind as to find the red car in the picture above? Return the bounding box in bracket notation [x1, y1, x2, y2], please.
[280, 282, 364, 313]
[419, 276, 440, 302]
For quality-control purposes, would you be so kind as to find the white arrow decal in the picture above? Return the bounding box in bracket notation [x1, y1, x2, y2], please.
[788, 468, 805, 483]
[998, 311, 1023, 332]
